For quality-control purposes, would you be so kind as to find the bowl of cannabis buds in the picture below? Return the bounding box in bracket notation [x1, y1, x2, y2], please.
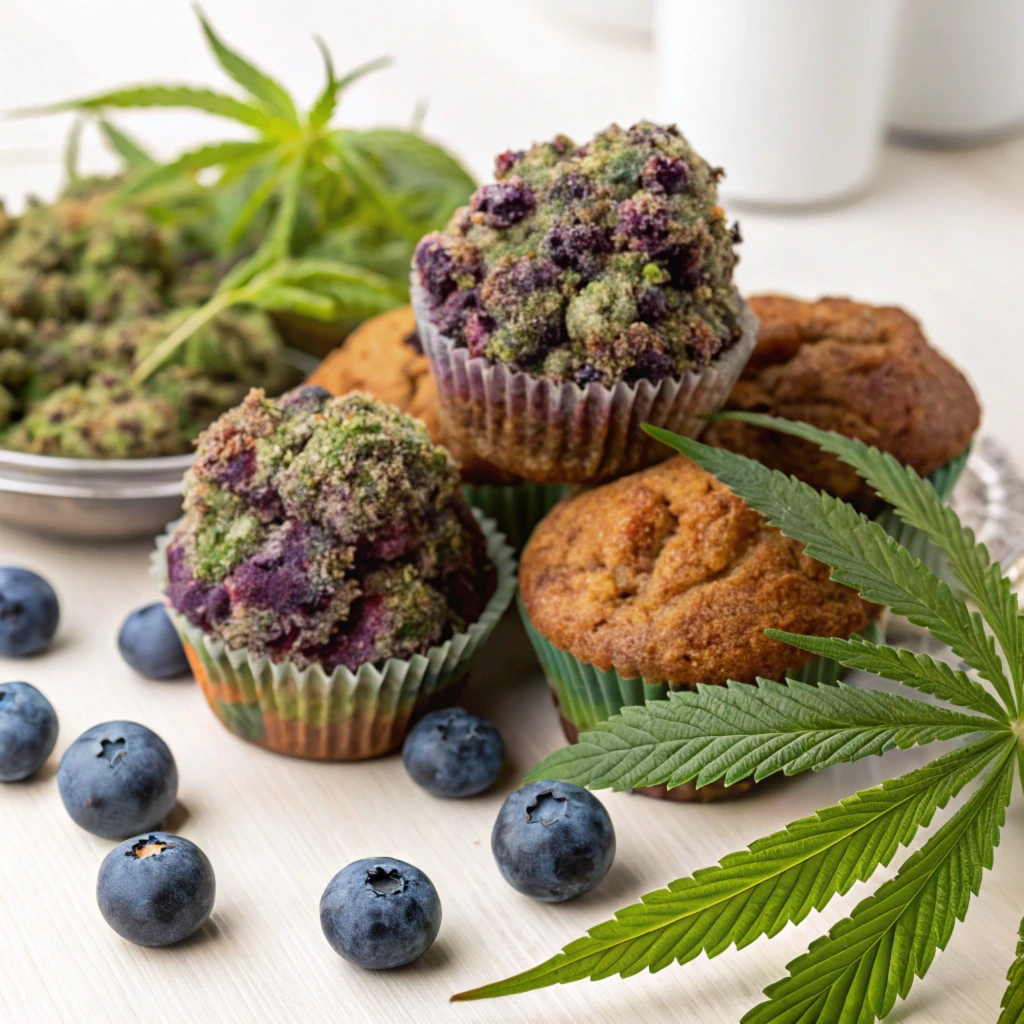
[0, 180, 308, 539]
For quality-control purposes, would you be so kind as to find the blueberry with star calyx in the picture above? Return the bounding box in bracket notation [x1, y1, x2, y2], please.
[491, 780, 615, 902]
[57, 721, 178, 840]
[320, 857, 441, 969]
[97, 832, 215, 946]
[402, 707, 504, 798]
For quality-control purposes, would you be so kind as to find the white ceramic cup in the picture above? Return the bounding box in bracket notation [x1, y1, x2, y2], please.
[654, 0, 900, 206]
[889, 0, 1024, 144]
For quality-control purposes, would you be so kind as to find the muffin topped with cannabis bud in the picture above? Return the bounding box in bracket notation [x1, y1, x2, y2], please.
[165, 387, 497, 672]
[413, 121, 745, 387]
[0, 180, 294, 458]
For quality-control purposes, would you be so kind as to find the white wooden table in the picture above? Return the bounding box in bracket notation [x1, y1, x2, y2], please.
[3, 5, 1024, 1022]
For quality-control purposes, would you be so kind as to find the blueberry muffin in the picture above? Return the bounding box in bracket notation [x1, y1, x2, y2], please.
[519, 454, 879, 801]
[307, 306, 570, 548]
[703, 295, 980, 513]
[411, 121, 757, 484]
[159, 386, 516, 760]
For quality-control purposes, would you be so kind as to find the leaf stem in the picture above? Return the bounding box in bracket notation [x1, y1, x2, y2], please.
[130, 288, 245, 385]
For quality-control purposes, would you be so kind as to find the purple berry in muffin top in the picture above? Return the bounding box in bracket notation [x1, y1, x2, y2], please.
[494, 149, 525, 177]
[469, 178, 536, 229]
[413, 121, 744, 388]
[639, 153, 689, 194]
[165, 389, 496, 672]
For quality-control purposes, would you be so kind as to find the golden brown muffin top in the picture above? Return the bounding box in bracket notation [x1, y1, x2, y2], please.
[520, 455, 876, 684]
[307, 306, 513, 484]
[702, 294, 980, 511]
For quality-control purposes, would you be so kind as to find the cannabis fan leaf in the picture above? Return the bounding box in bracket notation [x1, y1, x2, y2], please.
[456, 416, 1024, 1024]
[999, 917, 1024, 1024]
[524, 679, 1003, 792]
[13, 6, 473, 375]
[456, 736, 1009, 1001]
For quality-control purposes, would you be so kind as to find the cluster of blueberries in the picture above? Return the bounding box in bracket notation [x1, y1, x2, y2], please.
[1, 564, 616, 970]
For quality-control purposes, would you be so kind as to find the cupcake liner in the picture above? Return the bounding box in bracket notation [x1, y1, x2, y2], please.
[461, 481, 573, 551]
[411, 276, 759, 484]
[520, 593, 886, 742]
[151, 512, 518, 761]
[873, 444, 972, 580]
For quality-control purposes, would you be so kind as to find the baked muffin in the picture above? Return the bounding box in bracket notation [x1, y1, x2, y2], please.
[519, 454, 879, 801]
[158, 385, 516, 760]
[411, 121, 757, 484]
[307, 306, 443, 445]
[703, 295, 980, 513]
[307, 306, 571, 549]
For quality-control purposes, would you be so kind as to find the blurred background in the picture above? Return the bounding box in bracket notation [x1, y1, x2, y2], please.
[0, 0, 1021, 448]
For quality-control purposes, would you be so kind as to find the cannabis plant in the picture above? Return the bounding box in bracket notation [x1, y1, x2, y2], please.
[456, 412, 1024, 1024]
[15, 7, 474, 378]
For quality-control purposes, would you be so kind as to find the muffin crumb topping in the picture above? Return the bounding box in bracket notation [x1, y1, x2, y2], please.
[166, 387, 496, 671]
[414, 121, 744, 387]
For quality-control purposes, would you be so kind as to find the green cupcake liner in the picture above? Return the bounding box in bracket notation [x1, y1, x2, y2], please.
[152, 512, 518, 760]
[873, 444, 972, 579]
[462, 481, 573, 551]
[519, 594, 886, 736]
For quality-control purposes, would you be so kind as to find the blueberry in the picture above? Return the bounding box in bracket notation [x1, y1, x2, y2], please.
[117, 603, 189, 680]
[491, 780, 615, 902]
[320, 857, 441, 969]
[279, 384, 332, 411]
[636, 285, 669, 324]
[414, 236, 458, 305]
[0, 681, 58, 781]
[0, 567, 59, 657]
[494, 149, 525, 178]
[543, 221, 610, 279]
[57, 721, 178, 840]
[402, 708, 504, 798]
[97, 832, 215, 946]
[639, 153, 690, 194]
[469, 177, 536, 228]
[616, 196, 672, 256]
[576, 364, 604, 385]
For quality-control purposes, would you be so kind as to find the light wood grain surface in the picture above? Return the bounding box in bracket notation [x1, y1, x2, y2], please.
[1, 523, 1022, 1024]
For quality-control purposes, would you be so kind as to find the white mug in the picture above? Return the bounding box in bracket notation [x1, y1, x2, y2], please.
[889, 0, 1024, 144]
[654, 0, 900, 206]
